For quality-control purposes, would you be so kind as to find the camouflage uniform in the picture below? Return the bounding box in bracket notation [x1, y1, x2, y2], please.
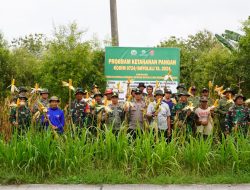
[172, 102, 195, 134]
[10, 106, 31, 134]
[225, 105, 250, 135]
[215, 97, 234, 132]
[107, 103, 124, 131]
[71, 99, 89, 128]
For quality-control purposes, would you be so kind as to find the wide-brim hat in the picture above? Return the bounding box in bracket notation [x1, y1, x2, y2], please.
[234, 94, 246, 102]
[49, 96, 60, 102]
[137, 83, 146, 88]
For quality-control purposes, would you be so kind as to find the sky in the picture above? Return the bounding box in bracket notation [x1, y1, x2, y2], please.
[0, 0, 249, 47]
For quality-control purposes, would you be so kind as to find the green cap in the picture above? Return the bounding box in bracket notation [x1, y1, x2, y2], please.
[75, 87, 84, 95]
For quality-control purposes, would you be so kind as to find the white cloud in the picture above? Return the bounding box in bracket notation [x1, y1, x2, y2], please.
[0, 0, 249, 46]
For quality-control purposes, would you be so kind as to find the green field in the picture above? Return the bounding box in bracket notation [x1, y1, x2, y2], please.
[0, 128, 249, 184]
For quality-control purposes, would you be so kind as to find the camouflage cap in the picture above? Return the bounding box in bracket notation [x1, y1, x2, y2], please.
[223, 87, 234, 95]
[93, 92, 103, 98]
[18, 86, 27, 93]
[49, 96, 60, 102]
[75, 87, 84, 95]
[40, 88, 49, 94]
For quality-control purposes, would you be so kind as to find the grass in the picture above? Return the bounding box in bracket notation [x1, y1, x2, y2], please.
[0, 127, 249, 185]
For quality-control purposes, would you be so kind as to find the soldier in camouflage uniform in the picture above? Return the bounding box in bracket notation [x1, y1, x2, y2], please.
[32, 88, 50, 114]
[175, 83, 186, 102]
[89, 92, 104, 133]
[9, 95, 31, 135]
[71, 88, 90, 132]
[18, 86, 28, 97]
[106, 92, 124, 134]
[225, 94, 250, 136]
[215, 88, 234, 133]
[172, 91, 195, 134]
[188, 86, 200, 108]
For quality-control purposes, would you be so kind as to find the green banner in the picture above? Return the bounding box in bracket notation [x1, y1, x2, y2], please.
[105, 47, 180, 81]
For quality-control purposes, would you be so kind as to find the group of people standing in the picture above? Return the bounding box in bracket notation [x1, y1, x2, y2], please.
[9, 82, 250, 139]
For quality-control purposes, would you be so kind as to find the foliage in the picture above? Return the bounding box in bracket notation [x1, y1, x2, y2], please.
[0, 128, 249, 184]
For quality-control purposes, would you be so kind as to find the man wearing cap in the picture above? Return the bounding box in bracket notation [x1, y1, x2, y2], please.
[18, 86, 28, 97]
[9, 95, 31, 135]
[147, 89, 171, 138]
[225, 93, 249, 136]
[125, 88, 146, 136]
[175, 83, 186, 102]
[137, 82, 147, 100]
[195, 96, 214, 137]
[91, 84, 99, 98]
[89, 92, 105, 131]
[188, 86, 200, 108]
[200, 88, 213, 106]
[71, 88, 90, 131]
[163, 88, 175, 112]
[42, 96, 65, 134]
[106, 92, 124, 133]
[172, 91, 195, 134]
[145, 85, 154, 104]
[215, 88, 234, 133]
[32, 88, 50, 114]
[104, 89, 113, 105]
